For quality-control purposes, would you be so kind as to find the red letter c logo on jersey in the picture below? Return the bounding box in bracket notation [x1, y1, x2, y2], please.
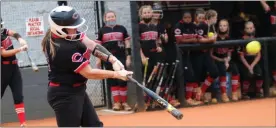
[72, 53, 83, 62]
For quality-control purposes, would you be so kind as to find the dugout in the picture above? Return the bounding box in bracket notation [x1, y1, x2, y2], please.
[133, 1, 275, 110]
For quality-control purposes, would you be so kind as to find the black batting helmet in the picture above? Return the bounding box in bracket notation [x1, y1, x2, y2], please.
[48, 6, 87, 39]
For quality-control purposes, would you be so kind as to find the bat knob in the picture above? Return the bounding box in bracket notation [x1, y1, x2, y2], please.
[171, 109, 183, 120]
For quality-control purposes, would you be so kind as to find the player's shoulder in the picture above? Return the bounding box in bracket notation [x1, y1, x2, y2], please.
[115, 25, 127, 31]
[174, 22, 183, 28]
[198, 22, 208, 27]
[1, 28, 9, 35]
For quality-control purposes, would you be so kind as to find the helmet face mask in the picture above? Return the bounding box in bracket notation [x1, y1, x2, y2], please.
[48, 6, 88, 41]
[152, 3, 163, 19]
[152, 10, 163, 20]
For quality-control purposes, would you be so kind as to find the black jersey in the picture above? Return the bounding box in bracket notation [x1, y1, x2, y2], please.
[157, 23, 166, 35]
[174, 20, 197, 43]
[1, 28, 17, 61]
[139, 23, 160, 57]
[194, 22, 214, 53]
[45, 33, 91, 85]
[95, 25, 130, 58]
[195, 21, 210, 39]
[213, 36, 232, 58]
[157, 23, 166, 43]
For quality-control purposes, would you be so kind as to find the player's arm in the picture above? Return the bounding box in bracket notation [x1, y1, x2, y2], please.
[123, 27, 132, 60]
[94, 30, 103, 69]
[176, 36, 197, 44]
[160, 29, 168, 44]
[197, 24, 216, 44]
[260, 0, 271, 13]
[198, 36, 216, 44]
[174, 26, 196, 44]
[239, 52, 251, 69]
[1, 47, 23, 57]
[7, 30, 27, 46]
[250, 52, 261, 67]
[227, 50, 232, 61]
[82, 35, 116, 63]
[210, 49, 224, 62]
[82, 35, 124, 70]
[155, 30, 163, 52]
[73, 57, 132, 81]
[79, 64, 117, 79]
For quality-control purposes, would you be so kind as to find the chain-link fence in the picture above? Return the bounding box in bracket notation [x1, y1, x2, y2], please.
[1, 0, 106, 107]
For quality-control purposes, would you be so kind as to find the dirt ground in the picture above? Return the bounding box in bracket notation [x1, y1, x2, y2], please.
[1, 98, 276, 127]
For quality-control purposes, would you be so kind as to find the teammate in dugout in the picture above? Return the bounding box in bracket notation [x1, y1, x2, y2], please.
[41, 6, 133, 127]
[192, 9, 219, 103]
[151, 2, 167, 63]
[1, 18, 28, 127]
[151, 3, 180, 106]
[95, 11, 132, 111]
[238, 21, 264, 99]
[174, 11, 202, 106]
[210, 19, 240, 102]
[139, 5, 163, 85]
[268, 1, 276, 95]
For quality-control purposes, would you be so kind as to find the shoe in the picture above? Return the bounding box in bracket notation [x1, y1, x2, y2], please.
[272, 89, 276, 97]
[121, 102, 132, 111]
[170, 99, 181, 107]
[186, 98, 201, 106]
[112, 102, 121, 111]
[221, 93, 230, 102]
[256, 89, 264, 98]
[242, 94, 250, 100]
[232, 91, 239, 101]
[195, 88, 203, 101]
[203, 92, 211, 104]
[20, 122, 27, 128]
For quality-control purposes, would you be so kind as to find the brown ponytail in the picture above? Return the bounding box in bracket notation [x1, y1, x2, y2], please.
[205, 9, 218, 34]
[41, 29, 59, 59]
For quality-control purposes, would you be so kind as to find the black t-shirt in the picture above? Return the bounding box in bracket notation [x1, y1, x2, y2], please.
[213, 36, 232, 58]
[194, 22, 210, 53]
[1, 28, 17, 62]
[195, 22, 209, 39]
[157, 23, 166, 35]
[174, 20, 197, 44]
[96, 25, 130, 58]
[45, 33, 90, 85]
[139, 22, 160, 57]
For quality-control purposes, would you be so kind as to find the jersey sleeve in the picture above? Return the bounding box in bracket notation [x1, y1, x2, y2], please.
[1, 29, 8, 49]
[122, 26, 131, 41]
[95, 29, 103, 44]
[201, 23, 208, 36]
[174, 23, 183, 39]
[196, 23, 208, 39]
[158, 24, 166, 35]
